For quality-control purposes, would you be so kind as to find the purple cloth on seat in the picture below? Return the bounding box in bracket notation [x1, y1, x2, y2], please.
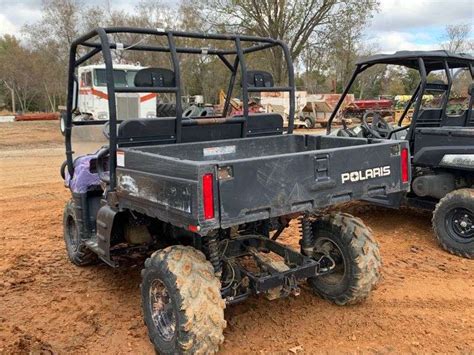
[65, 155, 101, 193]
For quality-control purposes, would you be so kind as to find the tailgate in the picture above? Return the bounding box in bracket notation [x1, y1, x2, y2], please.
[217, 140, 410, 227]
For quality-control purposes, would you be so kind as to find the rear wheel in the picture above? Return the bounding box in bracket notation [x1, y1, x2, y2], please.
[433, 189, 474, 259]
[141, 245, 226, 354]
[63, 200, 98, 266]
[308, 213, 381, 305]
[304, 117, 315, 129]
[156, 103, 177, 117]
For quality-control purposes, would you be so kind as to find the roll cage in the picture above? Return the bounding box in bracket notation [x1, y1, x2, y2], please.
[65, 27, 296, 191]
[327, 50, 474, 140]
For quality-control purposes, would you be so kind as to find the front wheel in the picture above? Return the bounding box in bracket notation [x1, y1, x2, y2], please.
[63, 200, 98, 266]
[433, 189, 474, 259]
[304, 117, 315, 129]
[141, 245, 226, 354]
[307, 213, 381, 305]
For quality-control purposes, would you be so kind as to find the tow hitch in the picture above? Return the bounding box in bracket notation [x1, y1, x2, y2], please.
[222, 236, 336, 303]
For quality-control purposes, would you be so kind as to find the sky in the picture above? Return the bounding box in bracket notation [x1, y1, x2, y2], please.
[0, 0, 473, 53]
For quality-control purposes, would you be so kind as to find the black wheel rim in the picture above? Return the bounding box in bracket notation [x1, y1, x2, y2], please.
[66, 215, 79, 252]
[446, 208, 474, 242]
[149, 279, 176, 342]
[313, 238, 346, 285]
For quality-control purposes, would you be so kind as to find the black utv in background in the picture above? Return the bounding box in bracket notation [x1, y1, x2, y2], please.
[328, 51, 474, 258]
[61, 27, 410, 354]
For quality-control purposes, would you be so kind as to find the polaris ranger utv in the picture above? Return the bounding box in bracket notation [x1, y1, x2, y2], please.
[62, 27, 410, 353]
[327, 50, 474, 259]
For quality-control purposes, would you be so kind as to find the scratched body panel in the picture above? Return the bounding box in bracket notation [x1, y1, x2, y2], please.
[114, 134, 410, 234]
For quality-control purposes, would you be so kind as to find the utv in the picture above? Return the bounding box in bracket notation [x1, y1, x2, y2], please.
[62, 27, 410, 354]
[327, 50, 474, 259]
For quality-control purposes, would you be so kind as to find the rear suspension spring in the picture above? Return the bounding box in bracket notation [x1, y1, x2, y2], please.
[299, 214, 314, 256]
[205, 234, 222, 276]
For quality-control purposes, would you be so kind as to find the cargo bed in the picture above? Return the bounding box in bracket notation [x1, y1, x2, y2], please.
[115, 134, 410, 234]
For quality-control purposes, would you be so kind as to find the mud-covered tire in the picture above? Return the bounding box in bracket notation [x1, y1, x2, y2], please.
[308, 212, 381, 305]
[141, 245, 226, 354]
[432, 189, 474, 259]
[63, 200, 98, 266]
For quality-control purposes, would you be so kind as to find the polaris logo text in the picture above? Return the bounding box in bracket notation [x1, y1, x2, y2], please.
[341, 166, 391, 184]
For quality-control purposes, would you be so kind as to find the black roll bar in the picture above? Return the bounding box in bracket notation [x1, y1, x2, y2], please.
[65, 27, 296, 192]
[468, 63, 474, 123]
[96, 28, 118, 190]
[440, 60, 452, 120]
[223, 56, 240, 117]
[405, 57, 427, 142]
[397, 83, 421, 127]
[235, 37, 248, 137]
[326, 64, 371, 134]
[166, 33, 183, 142]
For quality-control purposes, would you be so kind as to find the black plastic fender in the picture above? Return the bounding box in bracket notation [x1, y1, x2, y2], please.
[96, 204, 118, 266]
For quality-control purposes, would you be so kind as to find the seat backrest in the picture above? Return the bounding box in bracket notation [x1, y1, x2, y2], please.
[117, 113, 284, 147]
[414, 108, 443, 128]
[118, 117, 176, 147]
[134, 68, 175, 87]
[245, 70, 274, 88]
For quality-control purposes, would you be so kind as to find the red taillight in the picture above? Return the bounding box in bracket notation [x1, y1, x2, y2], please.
[187, 224, 200, 233]
[202, 173, 215, 220]
[401, 147, 409, 183]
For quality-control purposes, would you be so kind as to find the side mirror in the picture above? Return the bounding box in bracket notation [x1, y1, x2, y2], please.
[468, 83, 473, 97]
[72, 77, 79, 111]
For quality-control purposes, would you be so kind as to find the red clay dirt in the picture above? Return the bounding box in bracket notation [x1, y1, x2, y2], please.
[0, 121, 473, 354]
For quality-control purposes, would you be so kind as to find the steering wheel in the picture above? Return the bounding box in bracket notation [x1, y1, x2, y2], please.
[361, 112, 392, 138]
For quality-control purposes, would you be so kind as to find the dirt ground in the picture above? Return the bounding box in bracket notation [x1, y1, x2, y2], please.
[0, 121, 473, 354]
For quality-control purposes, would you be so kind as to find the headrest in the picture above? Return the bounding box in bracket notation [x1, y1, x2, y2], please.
[245, 70, 274, 88]
[134, 68, 175, 87]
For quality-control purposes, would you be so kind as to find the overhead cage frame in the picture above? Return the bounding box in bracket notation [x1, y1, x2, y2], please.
[65, 27, 296, 190]
[326, 54, 474, 136]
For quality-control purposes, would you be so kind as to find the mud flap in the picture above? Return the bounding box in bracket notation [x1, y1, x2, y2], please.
[95, 204, 119, 267]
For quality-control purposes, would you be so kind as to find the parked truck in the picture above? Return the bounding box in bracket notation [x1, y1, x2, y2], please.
[59, 63, 157, 134]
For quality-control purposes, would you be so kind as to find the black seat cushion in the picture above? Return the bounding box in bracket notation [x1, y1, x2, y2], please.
[134, 68, 175, 87]
[245, 70, 274, 88]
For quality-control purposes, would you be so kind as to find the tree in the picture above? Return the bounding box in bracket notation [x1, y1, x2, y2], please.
[442, 24, 473, 53]
[0, 0, 380, 111]
[0, 35, 41, 112]
[191, 0, 378, 84]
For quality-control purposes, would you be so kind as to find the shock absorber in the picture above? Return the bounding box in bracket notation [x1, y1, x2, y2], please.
[205, 234, 222, 276]
[299, 213, 314, 256]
